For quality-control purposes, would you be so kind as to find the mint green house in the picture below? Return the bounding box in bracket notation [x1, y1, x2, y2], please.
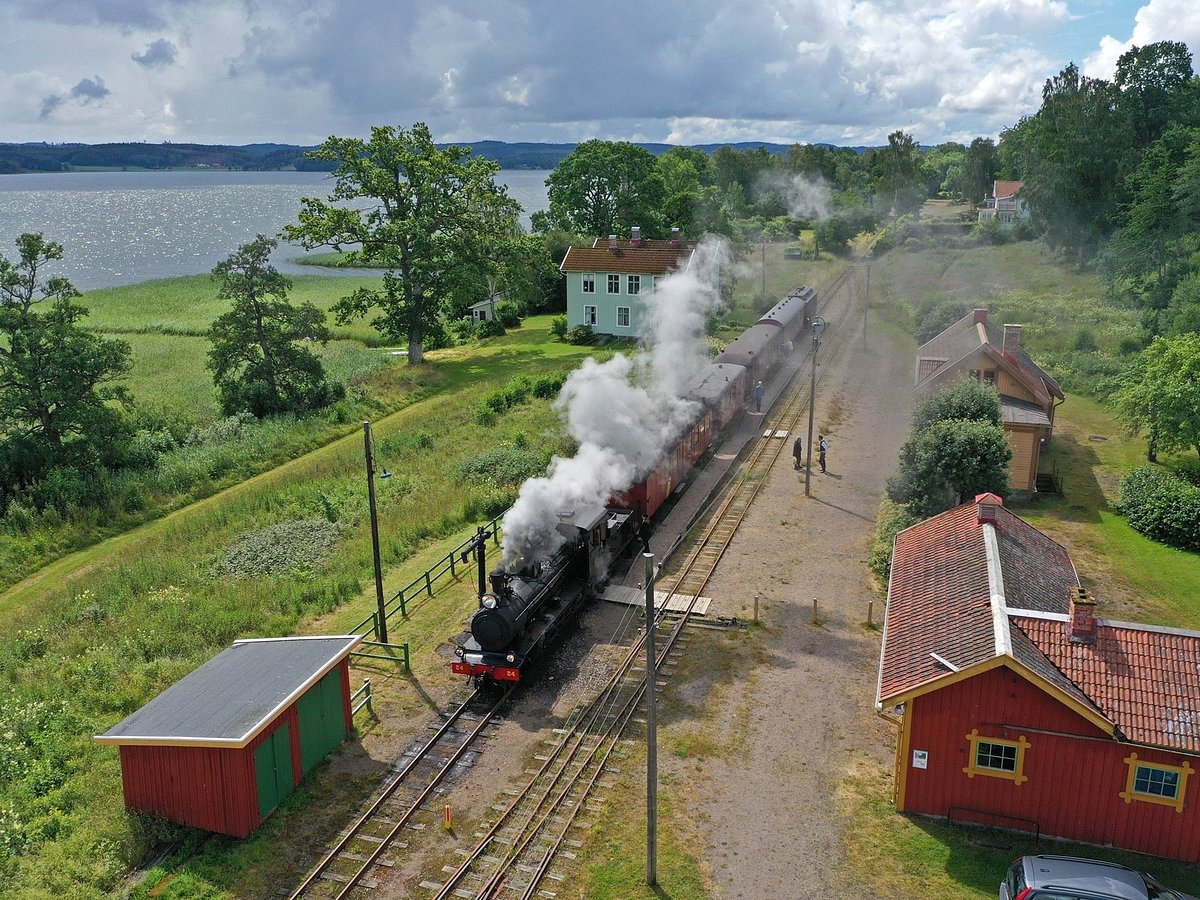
[560, 227, 695, 338]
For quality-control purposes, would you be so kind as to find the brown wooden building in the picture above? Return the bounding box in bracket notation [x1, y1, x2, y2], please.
[877, 495, 1200, 861]
[95, 635, 362, 837]
[915, 308, 1064, 494]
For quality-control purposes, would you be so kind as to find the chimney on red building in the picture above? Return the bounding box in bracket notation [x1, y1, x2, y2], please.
[973, 308, 988, 325]
[1068, 586, 1096, 643]
[630, 226, 642, 247]
[671, 227, 681, 247]
[1003, 323, 1023, 356]
[975, 492, 1002, 525]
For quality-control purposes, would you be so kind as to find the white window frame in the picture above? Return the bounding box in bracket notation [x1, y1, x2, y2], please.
[584, 305, 597, 326]
[607, 274, 621, 294]
[582, 273, 595, 293]
[617, 306, 630, 328]
[627, 275, 640, 295]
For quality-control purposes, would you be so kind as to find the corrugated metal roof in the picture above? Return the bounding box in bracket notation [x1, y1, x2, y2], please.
[95, 635, 362, 747]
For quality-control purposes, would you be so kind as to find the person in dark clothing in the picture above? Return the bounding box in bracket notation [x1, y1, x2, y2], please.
[818, 434, 828, 473]
[793, 436, 803, 470]
[752, 380, 765, 413]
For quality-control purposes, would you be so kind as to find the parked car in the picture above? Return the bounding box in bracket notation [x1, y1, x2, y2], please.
[1000, 855, 1198, 900]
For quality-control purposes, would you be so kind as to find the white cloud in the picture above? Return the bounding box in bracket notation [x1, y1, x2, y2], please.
[0, 0, 1193, 147]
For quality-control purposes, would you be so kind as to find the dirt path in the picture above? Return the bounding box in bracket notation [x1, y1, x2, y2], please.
[680, 303, 914, 897]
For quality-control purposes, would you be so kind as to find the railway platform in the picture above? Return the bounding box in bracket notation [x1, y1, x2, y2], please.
[618, 337, 813, 588]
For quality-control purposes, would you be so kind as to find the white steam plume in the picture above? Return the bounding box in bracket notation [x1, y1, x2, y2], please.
[500, 236, 730, 567]
[755, 171, 833, 221]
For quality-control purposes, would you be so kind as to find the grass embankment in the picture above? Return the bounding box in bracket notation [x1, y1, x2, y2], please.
[0, 306, 610, 897]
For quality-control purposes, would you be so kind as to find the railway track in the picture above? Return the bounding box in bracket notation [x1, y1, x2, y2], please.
[420, 267, 869, 898]
[289, 687, 513, 899]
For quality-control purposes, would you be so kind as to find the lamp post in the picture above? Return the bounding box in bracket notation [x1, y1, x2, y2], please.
[644, 550, 657, 886]
[363, 421, 390, 643]
[804, 317, 825, 497]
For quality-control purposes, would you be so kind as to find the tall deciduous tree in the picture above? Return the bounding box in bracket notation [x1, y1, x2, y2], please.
[877, 130, 926, 216]
[282, 123, 522, 364]
[1110, 332, 1200, 460]
[535, 140, 666, 237]
[1115, 41, 1196, 147]
[886, 418, 1011, 518]
[207, 236, 342, 418]
[0, 233, 132, 497]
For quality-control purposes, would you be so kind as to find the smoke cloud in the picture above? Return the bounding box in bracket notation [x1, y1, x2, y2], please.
[755, 171, 833, 221]
[500, 236, 730, 566]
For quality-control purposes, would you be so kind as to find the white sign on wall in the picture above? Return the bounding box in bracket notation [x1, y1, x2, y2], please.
[912, 750, 929, 769]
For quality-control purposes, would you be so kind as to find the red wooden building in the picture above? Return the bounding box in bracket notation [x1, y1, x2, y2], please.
[876, 495, 1200, 861]
[95, 635, 362, 837]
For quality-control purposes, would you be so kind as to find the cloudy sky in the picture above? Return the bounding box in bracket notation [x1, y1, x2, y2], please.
[1, 0, 1197, 148]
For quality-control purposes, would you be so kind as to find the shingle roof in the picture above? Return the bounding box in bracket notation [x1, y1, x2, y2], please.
[994, 180, 1024, 200]
[915, 309, 1064, 402]
[877, 496, 1200, 753]
[95, 635, 361, 747]
[560, 240, 694, 276]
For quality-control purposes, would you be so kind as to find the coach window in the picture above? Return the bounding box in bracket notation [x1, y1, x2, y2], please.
[584, 306, 597, 326]
[607, 274, 621, 294]
[582, 273, 595, 293]
[963, 729, 1029, 784]
[628, 275, 640, 295]
[1121, 753, 1192, 812]
[617, 307, 630, 328]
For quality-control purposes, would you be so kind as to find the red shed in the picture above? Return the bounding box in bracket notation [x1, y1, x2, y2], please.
[95, 635, 362, 837]
[877, 496, 1200, 862]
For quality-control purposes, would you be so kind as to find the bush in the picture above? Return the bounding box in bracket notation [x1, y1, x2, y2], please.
[868, 500, 922, 583]
[565, 325, 595, 345]
[495, 300, 523, 328]
[550, 316, 568, 339]
[454, 446, 548, 486]
[1117, 466, 1200, 551]
[477, 317, 506, 338]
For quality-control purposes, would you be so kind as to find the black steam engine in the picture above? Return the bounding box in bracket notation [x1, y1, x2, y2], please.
[452, 505, 638, 686]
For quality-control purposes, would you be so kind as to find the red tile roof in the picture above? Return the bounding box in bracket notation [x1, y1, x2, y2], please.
[993, 180, 1024, 200]
[560, 238, 695, 276]
[877, 497, 1200, 753]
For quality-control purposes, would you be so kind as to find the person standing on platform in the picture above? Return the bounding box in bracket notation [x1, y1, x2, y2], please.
[793, 436, 803, 470]
[818, 434, 828, 473]
[753, 380, 765, 413]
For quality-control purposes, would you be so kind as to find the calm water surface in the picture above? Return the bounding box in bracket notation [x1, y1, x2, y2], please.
[0, 170, 551, 291]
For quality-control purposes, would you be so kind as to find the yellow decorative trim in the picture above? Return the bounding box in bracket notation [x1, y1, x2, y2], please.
[895, 700, 913, 809]
[963, 728, 1030, 784]
[1120, 753, 1192, 813]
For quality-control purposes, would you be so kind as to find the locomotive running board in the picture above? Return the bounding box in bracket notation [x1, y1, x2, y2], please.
[597, 584, 711, 616]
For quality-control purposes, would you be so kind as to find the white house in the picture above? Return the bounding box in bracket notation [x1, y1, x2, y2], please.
[560, 227, 695, 338]
[978, 180, 1029, 225]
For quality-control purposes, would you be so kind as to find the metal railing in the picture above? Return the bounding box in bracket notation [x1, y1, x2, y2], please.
[350, 510, 505, 638]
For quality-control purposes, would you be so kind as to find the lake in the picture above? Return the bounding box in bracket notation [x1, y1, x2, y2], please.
[0, 169, 552, 291]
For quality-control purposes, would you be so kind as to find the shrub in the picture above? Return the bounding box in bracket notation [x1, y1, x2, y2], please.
[454, 446, 548, 486]
[495, 299, 523, 328]
[550, 316, 568, 339]
[477, 317, 506, 338]
[565, 325, 595, 345]
[868, 500, 921, 582]
[1117, 466, 1200, 551]
[210, 519, 346, 578]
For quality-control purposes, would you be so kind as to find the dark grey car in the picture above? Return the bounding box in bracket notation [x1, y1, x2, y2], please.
[999, 855, 1198, 900]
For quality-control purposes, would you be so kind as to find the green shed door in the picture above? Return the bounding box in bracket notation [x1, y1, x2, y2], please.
[254, 721, 294, 820]
[297, 668, 348, 775]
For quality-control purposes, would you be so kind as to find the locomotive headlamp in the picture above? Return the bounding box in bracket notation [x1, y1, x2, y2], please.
[455, 647, 464, 658]
[506, 653, 516, 663]
[482, 593, 498, 609]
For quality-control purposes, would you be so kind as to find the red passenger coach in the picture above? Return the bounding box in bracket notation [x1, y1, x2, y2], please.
[95, 635, 362, 837]
[614, 408, 713, 520]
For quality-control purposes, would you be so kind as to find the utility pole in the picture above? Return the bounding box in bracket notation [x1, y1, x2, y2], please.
[644, 550, 658, 887]
[804, 317, 825, 497]
[363, 421, 388, 644]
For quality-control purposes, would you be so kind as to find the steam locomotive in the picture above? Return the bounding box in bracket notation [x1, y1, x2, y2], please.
[452, 286, 819, 687]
